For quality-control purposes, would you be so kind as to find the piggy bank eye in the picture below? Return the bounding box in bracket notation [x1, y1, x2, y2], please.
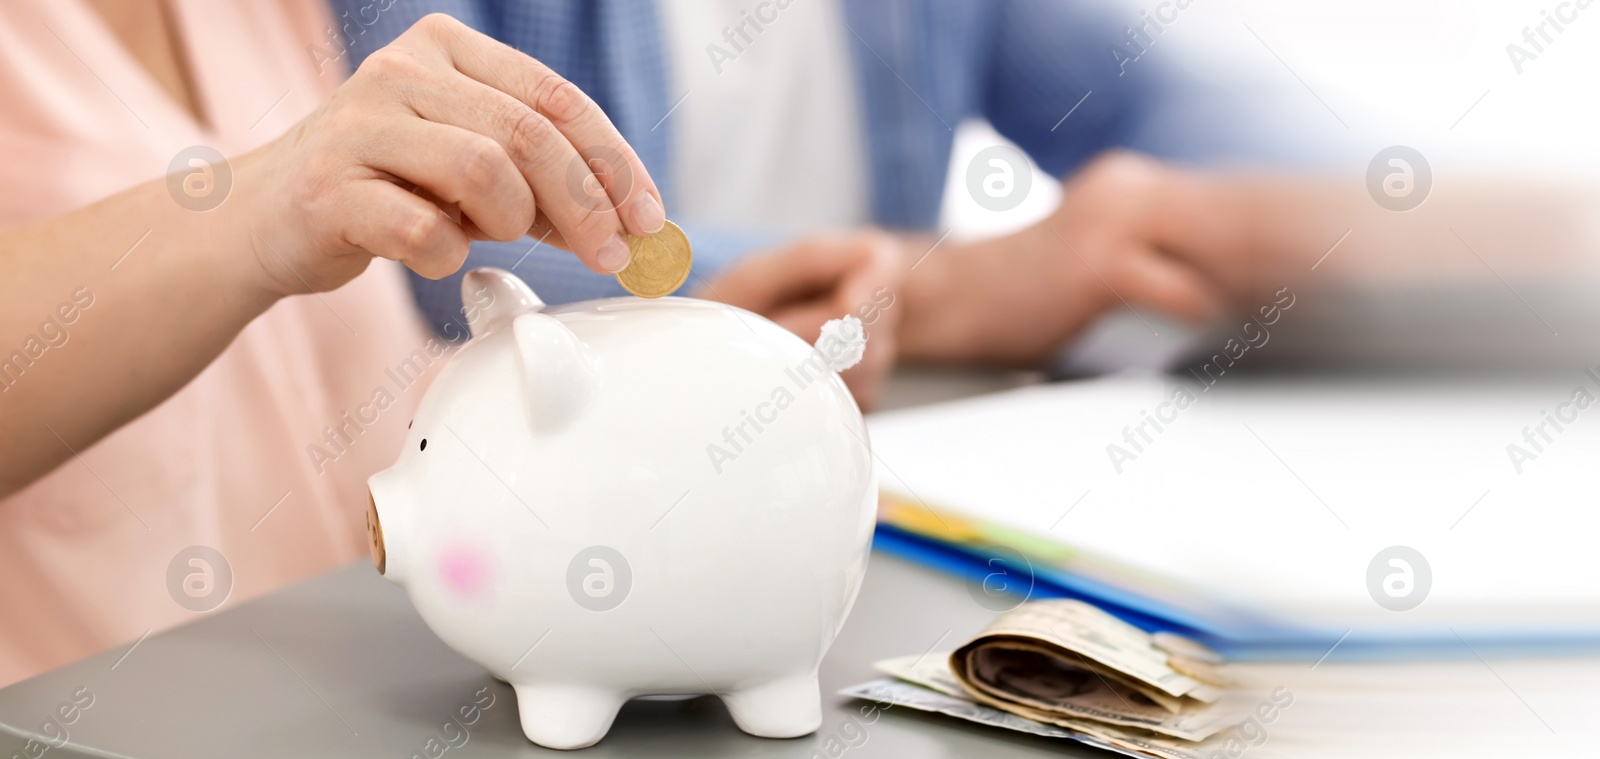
[420, 438, 428, 452]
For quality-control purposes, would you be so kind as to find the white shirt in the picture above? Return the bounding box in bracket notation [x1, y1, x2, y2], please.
[657, 0, 869, 234]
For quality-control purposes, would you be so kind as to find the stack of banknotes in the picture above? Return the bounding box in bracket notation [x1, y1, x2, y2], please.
[843, 599, 1292, 759]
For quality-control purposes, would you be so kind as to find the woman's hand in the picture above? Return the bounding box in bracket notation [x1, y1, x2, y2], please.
[703, 231, 909, 409]
[240, 13, 665, 295]
[0, 13, 667, 495]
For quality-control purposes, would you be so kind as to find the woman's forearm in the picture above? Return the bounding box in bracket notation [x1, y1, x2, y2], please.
[0, 166, 279, 497]
[0, 14, 688, 498]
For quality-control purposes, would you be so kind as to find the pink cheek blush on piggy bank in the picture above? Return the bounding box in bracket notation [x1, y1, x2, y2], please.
[365, 268, 877, 750]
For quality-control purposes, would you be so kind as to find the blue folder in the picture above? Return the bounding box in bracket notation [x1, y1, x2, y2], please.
[872, 523, 1600, 662]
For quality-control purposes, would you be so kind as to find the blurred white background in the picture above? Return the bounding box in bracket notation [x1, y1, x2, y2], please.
[942, 0, 1600, 237]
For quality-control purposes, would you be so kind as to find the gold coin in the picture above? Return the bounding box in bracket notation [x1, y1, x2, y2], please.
[616, 220, 692, 298]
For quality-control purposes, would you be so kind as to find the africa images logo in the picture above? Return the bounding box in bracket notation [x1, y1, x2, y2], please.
[1366, 146, 1431, 213]
[1366, 546, 1431, 612]
[1505, 1, 1593, 74]
[566, 546, 631, 612]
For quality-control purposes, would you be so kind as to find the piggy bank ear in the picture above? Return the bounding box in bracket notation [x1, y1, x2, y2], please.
[511, 312, 598, 433]
[462, 268, 544, 338]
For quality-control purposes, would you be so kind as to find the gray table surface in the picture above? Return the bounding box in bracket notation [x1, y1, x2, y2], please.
[1, 553, 1107, 759]
[1, 369, 1094, 758]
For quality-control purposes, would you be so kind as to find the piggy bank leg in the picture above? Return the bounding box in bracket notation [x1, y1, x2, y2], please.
[721, 672, 821, 738]
[512, 683, 625, 750]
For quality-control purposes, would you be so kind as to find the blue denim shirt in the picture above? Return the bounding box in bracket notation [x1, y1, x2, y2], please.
[329, 0, 1301, 337]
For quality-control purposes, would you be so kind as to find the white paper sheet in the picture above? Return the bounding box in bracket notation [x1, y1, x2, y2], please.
[866, 375, 1600, 636]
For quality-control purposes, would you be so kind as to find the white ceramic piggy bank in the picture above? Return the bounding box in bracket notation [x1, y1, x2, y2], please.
[366, 268, 876, 749]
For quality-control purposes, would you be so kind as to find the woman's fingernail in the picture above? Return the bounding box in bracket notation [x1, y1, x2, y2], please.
[632, 193, 665, 234]
[598, 234, 632, 273]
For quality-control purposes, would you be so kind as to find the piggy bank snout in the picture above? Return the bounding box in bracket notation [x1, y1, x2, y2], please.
[364, 488, 385, 575]
[366, 469, 408, 582]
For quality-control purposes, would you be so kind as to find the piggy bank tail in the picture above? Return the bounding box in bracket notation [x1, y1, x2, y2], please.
[814, 316, 866, 372]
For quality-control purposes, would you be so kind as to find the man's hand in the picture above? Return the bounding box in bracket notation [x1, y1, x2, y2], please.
[705, 152, 1241, 393]
[900, 151, 1228, 366]
[701, 231, 908, 409]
